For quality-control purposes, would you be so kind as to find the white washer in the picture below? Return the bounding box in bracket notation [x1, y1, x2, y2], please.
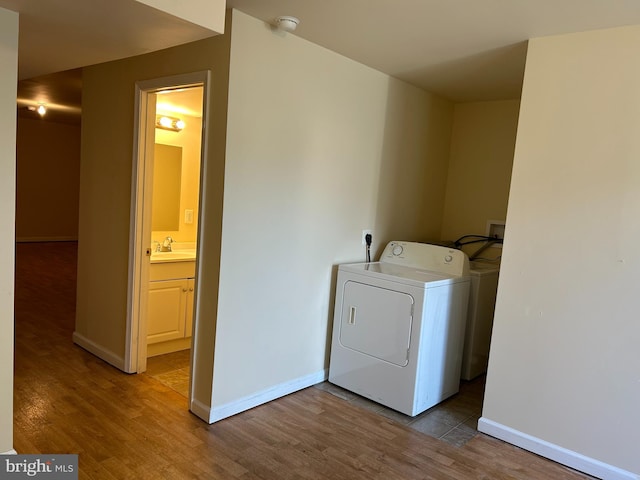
[328, 241, 471, 416]
[460, 261, 500, 380]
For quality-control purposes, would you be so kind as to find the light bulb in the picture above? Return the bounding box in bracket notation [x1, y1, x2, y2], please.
[37, 104, 46, 116]
[155, 115, 184, 132]
[158, 116, 172, 128]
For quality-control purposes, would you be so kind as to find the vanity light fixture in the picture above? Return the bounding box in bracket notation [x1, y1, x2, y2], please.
[156, 115, 184, 132]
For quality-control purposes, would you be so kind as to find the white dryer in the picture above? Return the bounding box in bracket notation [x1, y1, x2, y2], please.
[328, 241, 470, 416]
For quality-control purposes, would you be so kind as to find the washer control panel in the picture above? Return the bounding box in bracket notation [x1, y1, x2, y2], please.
[381, 241, 469, 276]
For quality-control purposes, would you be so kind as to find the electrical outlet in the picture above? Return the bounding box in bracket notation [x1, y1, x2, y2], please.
[362, 229, 373, 245]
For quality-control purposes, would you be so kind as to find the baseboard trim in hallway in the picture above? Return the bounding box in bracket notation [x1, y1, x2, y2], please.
[208, 369, 328, 423]
[72, 331, 126, 372]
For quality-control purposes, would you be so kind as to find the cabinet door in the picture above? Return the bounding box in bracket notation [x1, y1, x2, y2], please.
[147, 279, 187, 344]
[184, 278, 195, 338]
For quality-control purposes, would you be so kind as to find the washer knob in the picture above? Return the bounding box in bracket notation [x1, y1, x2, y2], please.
[444, 254, 453, 263]
[392, 244, 404, 256]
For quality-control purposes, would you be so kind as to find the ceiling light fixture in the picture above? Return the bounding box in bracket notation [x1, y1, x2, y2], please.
[27, 104, 47, 116]
[274, 16, 299, 33]
[155, 115, 184, 132]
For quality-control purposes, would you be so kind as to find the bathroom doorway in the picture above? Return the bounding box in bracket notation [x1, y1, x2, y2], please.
[125, 72, 209, 402]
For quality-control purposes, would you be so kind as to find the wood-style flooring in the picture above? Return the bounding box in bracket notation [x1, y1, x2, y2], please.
[13, 242, 594, 479]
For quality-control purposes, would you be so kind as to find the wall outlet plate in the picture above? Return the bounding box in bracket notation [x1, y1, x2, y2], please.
[486, 220, 505, 246]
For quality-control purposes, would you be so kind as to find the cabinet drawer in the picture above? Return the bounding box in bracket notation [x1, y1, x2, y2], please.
[149, 261, 195, 281]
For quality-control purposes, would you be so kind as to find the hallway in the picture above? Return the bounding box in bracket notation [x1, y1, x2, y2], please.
[12, 242, 593, 479]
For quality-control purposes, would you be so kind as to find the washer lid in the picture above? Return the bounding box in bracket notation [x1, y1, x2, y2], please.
[339, 261, 468, 288]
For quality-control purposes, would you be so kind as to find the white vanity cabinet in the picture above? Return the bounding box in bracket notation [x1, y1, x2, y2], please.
[147, 278, 194, 343]
[147, 259, 195, 356]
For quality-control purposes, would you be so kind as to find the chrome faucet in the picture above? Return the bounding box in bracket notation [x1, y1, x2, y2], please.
[161, 236, 174, 252]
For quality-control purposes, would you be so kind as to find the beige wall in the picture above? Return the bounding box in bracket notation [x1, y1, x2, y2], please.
[481, 26, 640, 477]
[75, 22, 231, 413]
[210, 10, 453, 415]
[134, 0, 225, 34]
[440, 100, 519, 259]
[153, 114, 202, 244]
[76, 8, 456, 422]
[16, 117, 81, 242]
[0, 6, 18, 454]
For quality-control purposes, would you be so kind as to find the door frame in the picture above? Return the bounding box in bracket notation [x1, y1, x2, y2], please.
[124, 71, 210, 386]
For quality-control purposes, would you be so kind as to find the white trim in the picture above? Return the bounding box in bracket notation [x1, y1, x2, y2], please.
[188, 69, 212, 412]
[189, 397, 211, 422]
[1, 450, 17, 455]
[125, 83, 155, 374]
[72, 332, 127, 372]
[208, 369, 328, 424]
[125, 70, 210, 376]
[478, 417, 639, 480]
[16, 236, 77, 243]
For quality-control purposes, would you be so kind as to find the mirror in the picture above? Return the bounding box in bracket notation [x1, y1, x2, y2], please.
[152, 144, 182, 231]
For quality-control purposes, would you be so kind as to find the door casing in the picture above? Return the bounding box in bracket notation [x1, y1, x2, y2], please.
[125, 71, 210, 404]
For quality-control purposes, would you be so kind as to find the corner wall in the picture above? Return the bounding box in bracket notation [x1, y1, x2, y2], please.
[210, 10, 453, 418]
[0, 6, 18, 454]
[440, 100, 519, 258]
[134, 0, 225, 34]
[481, 25, 640, 479]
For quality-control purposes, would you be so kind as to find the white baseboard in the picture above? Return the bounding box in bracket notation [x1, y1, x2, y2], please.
[207, 369, 328, 424]
[478, 417, 639, 480]
[190, 398, 211, 422]
[1, 450, 17, 455]
[72, 332, 126, 372]
[16, 236, 78, 243]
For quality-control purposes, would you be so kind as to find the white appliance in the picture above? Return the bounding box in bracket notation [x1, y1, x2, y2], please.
[328, 241, 471, 416]
[460, 261, 500, 381]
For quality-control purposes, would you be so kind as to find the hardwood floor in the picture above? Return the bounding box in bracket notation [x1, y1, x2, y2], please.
[13, 242, 594, 479]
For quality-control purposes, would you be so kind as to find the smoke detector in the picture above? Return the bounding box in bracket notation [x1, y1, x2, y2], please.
[274, 16, 299, 32]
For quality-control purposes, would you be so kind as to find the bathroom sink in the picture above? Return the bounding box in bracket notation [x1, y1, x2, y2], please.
[150, 250, 196, 263]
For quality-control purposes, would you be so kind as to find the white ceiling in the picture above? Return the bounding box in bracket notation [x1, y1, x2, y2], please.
[3, 0, 215, 123]
[6, 0, 640, 122]
[226, 0, 640, 102]
[2, 0, 215, 80]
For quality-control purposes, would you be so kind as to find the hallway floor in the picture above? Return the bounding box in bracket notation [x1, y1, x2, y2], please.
[12, 242, 595, 479]
[149, 346, 485, 449]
